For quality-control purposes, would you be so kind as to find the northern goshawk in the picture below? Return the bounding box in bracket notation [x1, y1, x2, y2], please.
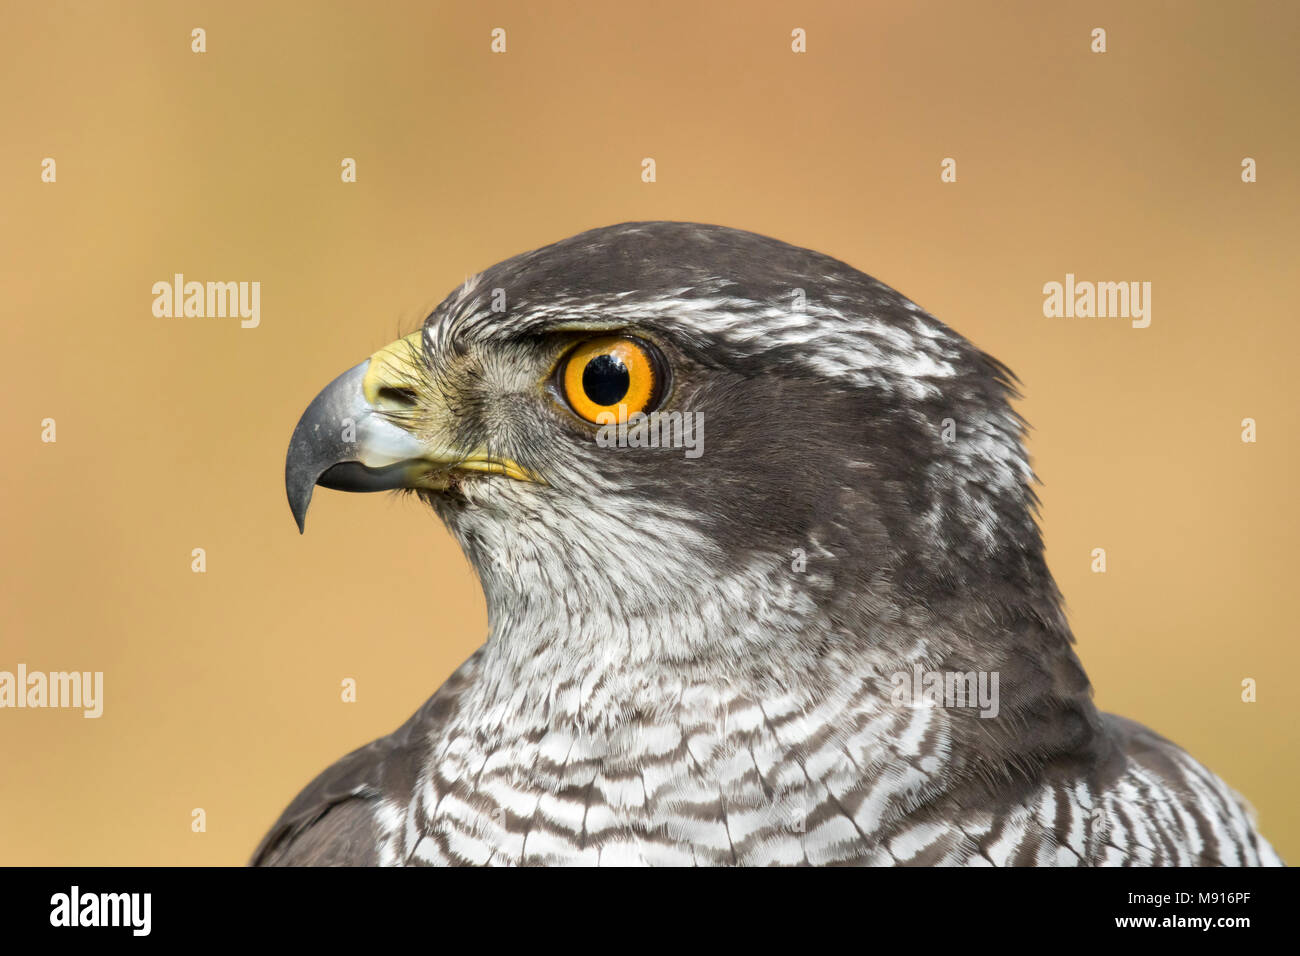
[255, 222, 1281, 866]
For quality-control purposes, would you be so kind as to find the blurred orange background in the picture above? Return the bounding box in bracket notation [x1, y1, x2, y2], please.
[1, 0, 1296, 864]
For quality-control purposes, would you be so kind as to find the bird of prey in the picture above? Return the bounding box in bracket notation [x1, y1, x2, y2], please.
[254, 222, 1282, 866]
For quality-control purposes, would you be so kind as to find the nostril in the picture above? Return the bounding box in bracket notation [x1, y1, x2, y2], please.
[377, 386, 419, 407]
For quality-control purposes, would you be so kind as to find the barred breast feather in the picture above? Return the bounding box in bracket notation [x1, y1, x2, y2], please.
[253, 653, 1281, 867]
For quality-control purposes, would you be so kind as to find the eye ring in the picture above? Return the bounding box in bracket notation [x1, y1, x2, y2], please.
[560, 336, 664, 424]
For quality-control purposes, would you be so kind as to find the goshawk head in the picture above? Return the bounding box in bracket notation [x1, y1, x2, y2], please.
[287, 222, 1084, 748]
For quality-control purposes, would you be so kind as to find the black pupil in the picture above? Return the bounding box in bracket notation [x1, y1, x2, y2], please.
[582, 353, 631, 406]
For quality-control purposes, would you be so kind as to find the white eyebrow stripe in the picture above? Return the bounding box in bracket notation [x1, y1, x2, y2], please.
[452, 291, 966, 393]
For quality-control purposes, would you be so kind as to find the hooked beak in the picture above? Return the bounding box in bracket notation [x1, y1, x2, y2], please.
[285, 332, 534, 532]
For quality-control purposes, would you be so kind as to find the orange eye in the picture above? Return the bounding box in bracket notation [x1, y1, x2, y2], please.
[562, 337, 660, 423]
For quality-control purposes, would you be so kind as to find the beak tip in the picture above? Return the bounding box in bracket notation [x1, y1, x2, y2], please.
[286, 477, 312, 534]
[285, 361, 371, 537]
[286, 456, 315, 535]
